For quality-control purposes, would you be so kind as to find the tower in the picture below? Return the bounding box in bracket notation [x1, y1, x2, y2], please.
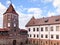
[3, 4, 19, 31]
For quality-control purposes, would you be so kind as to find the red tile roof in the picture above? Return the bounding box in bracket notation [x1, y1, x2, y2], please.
[20, 29, 27, 32]
[26, 15, 60, 27]
[3, 4, 18, 15]
[0, 28, 10, 31]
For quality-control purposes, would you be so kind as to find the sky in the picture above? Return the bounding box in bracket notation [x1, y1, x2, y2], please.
[0, 0, 60, 29]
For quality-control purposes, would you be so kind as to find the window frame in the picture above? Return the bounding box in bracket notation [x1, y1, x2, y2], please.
[41, 27, 43, 31]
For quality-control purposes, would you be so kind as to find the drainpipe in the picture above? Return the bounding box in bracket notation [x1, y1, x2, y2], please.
[39, 26, 40, 45]
[49, 25, 50, 45]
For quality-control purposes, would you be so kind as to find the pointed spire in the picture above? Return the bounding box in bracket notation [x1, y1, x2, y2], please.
[3, 4, 18, 15]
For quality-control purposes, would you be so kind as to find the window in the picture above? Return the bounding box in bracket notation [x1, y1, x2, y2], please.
[28, 34, 29, 37]
[33, 28, 35, 31]
[41, 34, 43, 38]
[30, 34, 31, 37]
[37, 28, 39, 31]
[51, 35, 53, 38]
[56, 26, 60, 31]
[45, 35, 48, 38]
[14, 23, 16, 27]
[55, 19, 59, 21]
[34, 34, 35, 38]
[41, 27, 43, 31]
[50, 26, 53, 31]
[8, 23, 10, 27]
[29, 28, 30, 32]
[37, 34, 39, 38]
[56, 35, 59, 39]
[45, 27, 48, 31]
[45, 20, 48, 22]
[8, 15, 10, 18]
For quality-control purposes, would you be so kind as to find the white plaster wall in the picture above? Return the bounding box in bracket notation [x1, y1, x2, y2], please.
[26, 24, 60, 40]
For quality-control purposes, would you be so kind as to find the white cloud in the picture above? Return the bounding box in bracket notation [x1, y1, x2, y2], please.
[47, 11, 56, 17]
[53, 0, 60, 15]
[0, 2, 6, 14]
[16, 8, 43, 29]
[56, 7, 60, 14]
[6, 0, 11, 5]
[6, 0, 16, 8]
[41, 0, 52, 3]
[16, 11, 32, 29]
[27, 8, 42, 18]
[28, 0, 38, 2]
[53, 0, 60, 8]
[0, 2, 6, 28]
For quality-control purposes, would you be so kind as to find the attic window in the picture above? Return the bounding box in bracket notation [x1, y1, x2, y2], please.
[45, 20, 48, 22]
[55, 19, 59, 21]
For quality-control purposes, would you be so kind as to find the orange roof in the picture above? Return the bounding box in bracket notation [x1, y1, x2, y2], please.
[26, 15, 60, 27]
[0, 28, 10, 31]
[3, 4, 18, 15]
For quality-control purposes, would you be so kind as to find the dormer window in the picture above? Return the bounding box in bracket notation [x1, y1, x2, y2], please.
[45, 20, 48, 22]
[55, 19, 59, 21]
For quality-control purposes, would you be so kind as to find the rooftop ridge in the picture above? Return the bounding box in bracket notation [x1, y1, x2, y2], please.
[3, 4, 18, 15]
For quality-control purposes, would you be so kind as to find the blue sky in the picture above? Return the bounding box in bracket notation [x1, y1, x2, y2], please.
[0, 0, 60, 29]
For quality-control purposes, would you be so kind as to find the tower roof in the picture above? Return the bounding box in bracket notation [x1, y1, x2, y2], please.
[3, 4, 18, 15]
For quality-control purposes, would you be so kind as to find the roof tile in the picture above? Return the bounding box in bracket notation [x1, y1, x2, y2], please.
[26, 15, 60, 27]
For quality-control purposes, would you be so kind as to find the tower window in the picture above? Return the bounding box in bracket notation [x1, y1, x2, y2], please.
[14, 23, 16, 27]
[8, 23, 10, 27]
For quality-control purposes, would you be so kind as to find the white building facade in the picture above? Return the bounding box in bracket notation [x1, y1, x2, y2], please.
[26, 16, 60, 45]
